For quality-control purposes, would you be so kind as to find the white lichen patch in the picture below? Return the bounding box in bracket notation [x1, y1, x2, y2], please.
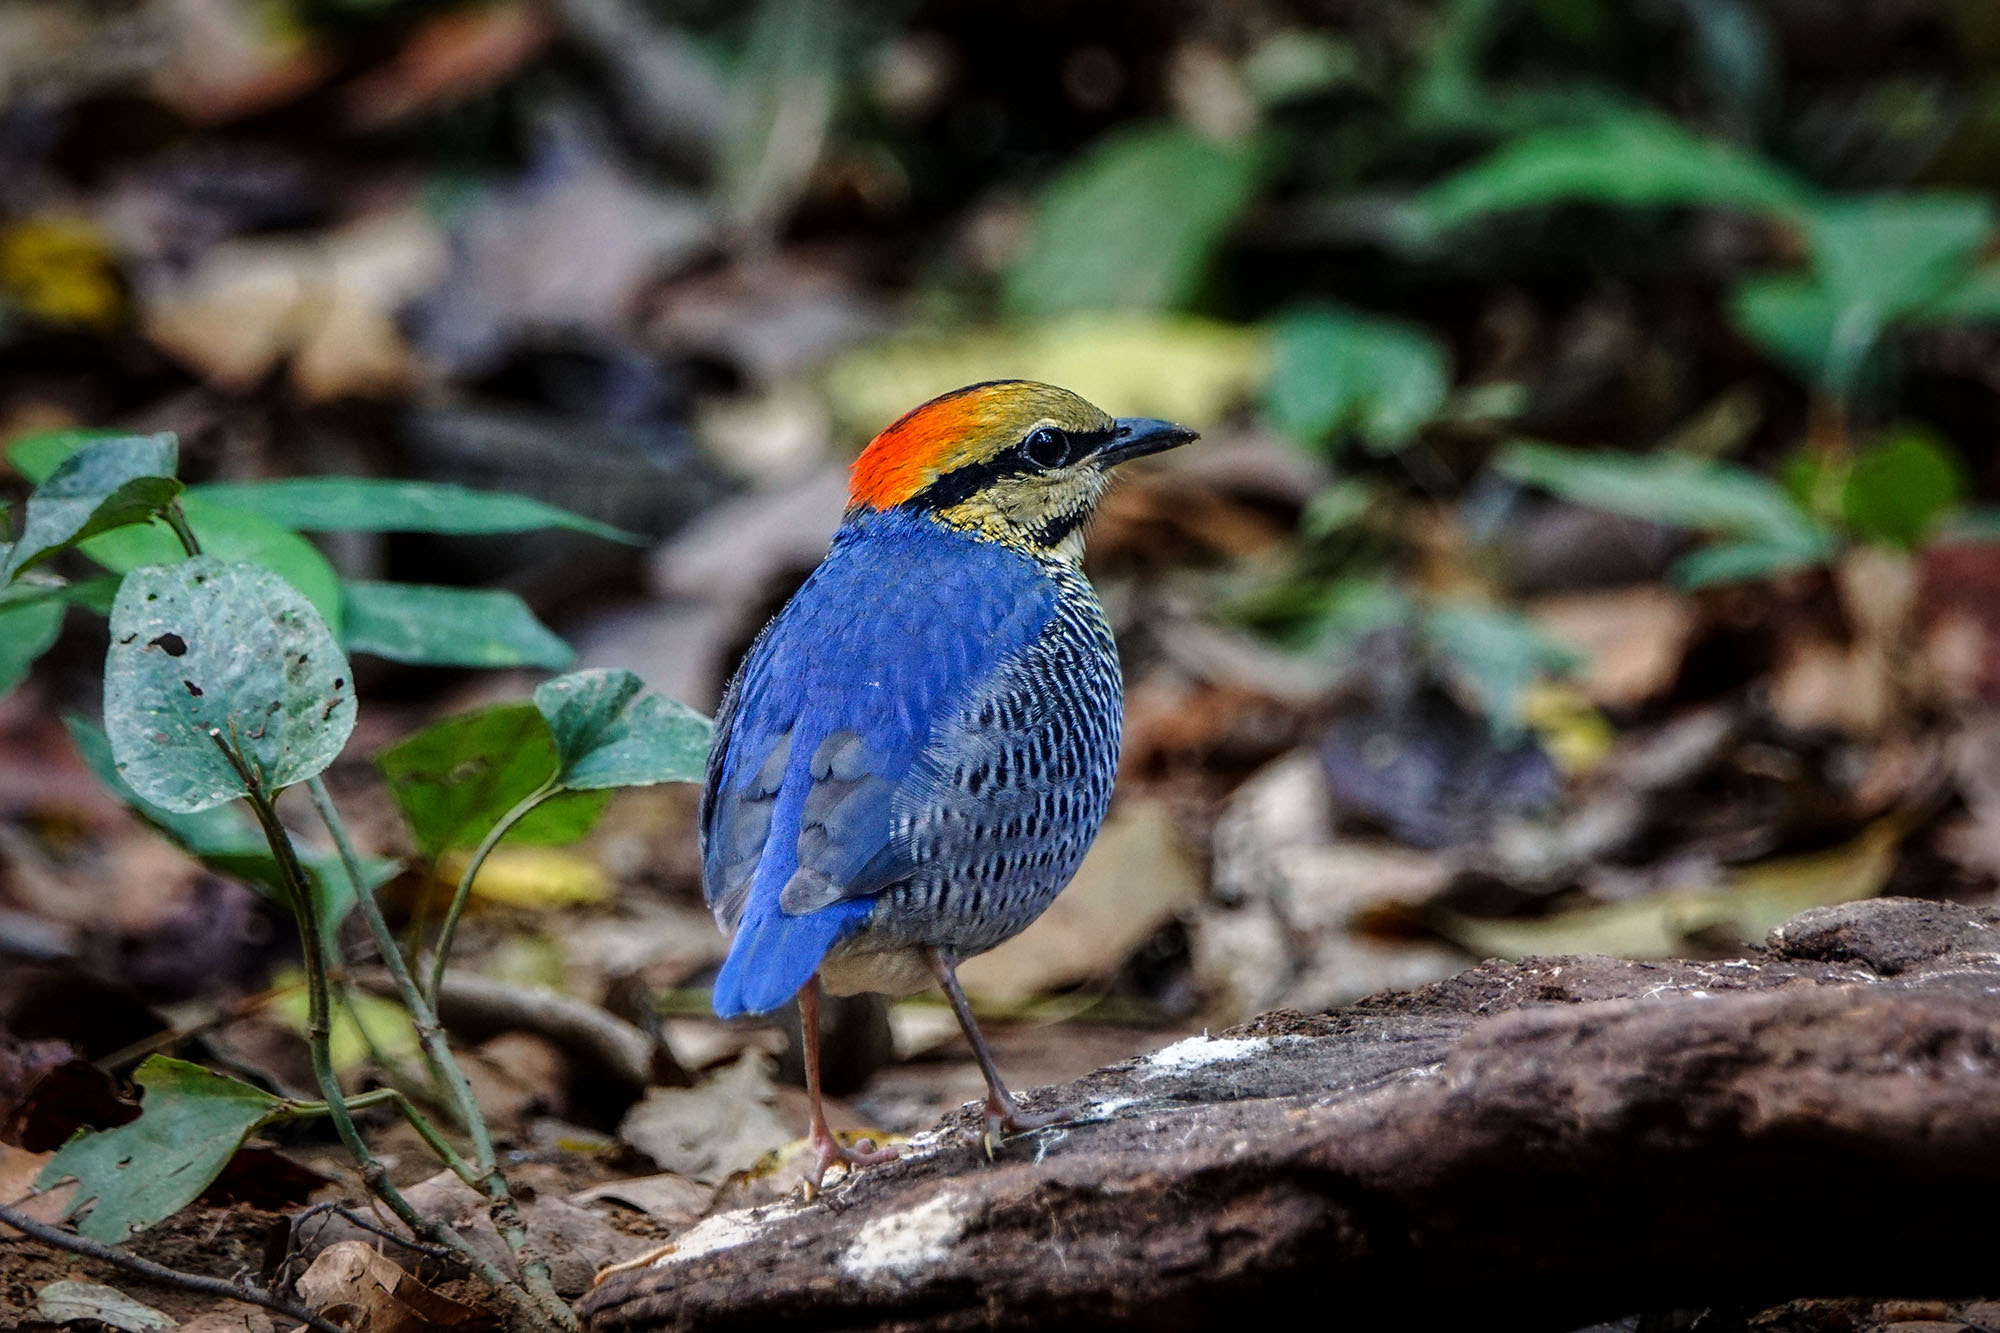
[837, 1190, 965, 1283]
[651, 1206, 784, 1267]
[1076, 1094, 1141, 1119]
[1141, 1033, 1288, 1075]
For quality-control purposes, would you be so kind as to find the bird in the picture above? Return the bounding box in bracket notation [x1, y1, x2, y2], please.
[699, 379, 1196, 1186]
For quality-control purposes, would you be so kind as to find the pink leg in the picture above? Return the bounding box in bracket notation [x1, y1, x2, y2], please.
[924, 948, 1068, 1151]
[801, 976, 897, 1189]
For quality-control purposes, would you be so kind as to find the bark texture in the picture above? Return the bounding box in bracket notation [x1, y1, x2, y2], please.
[580, 897, 2000, 1332]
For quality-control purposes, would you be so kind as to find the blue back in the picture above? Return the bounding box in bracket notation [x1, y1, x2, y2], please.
[702, 508, 1056, 1016]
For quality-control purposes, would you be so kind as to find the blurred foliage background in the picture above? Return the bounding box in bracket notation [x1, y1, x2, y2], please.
[7, 0, 2000, 1142]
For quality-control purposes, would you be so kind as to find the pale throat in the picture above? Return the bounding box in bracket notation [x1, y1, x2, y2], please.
[933, 469, 1107, 565]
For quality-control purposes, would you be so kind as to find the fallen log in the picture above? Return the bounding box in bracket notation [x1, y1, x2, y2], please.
[580, 897, 2000, 1332]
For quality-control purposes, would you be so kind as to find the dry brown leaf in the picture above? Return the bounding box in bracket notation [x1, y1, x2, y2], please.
[1205, 751, 1465, 1015]
[343, 1, 553, 130]
[1529, 585, 1696, 710]
[1919, 541, 2000, 704]
[1434, 817, 1907, 961]
[35, 1279, 172, 1331]
[155, 0, 330, 122]
[616, 1052, 791, 1184]
[958, 798, 1200, 1003]
[296, 1240, 493, 1333]
[571, 1172, 713, 1226]
[460, 1032, 569, 1127]
[142, 209, 446, 400]
[1770, 636, 1890, 737]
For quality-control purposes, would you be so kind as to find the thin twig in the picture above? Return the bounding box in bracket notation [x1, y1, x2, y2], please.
[0, 1202, 345, 1333]
[217, 744, 553, 1327]
[426, 780, 557, 1007]
[304, 777, 579, 1331]
[290, 1201, 458, 1262]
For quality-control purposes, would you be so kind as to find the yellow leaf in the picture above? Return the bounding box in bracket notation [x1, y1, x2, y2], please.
[1520, 682, 1615, 775]
[436, 845, 611, 908]
[271, 969, 421, 1075]
[1435, 816, 1906, 961]
[0, 218, 123, 328]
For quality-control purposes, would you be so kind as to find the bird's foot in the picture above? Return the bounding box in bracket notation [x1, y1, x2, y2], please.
[980, 1096, 1070, 1158]
[806, 1127, 899, 1193]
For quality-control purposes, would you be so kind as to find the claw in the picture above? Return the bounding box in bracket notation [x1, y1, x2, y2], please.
[808, 1126, 899, 1191]
[980, 1094, 1070, 1157]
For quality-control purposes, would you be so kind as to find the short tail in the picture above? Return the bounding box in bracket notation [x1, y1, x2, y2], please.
[711, 898, 874, 1017]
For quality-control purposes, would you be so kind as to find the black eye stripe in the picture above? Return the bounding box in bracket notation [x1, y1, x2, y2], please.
[896, 425, 1120, 513]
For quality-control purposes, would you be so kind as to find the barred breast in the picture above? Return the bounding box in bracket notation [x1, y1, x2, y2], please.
[825, 561, 1121, 977]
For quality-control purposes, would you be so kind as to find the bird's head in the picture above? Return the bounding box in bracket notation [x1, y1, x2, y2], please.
[845, 380, 1197, 562]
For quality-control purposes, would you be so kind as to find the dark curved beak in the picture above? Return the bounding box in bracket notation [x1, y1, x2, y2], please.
[1095, 417, 1198, 467]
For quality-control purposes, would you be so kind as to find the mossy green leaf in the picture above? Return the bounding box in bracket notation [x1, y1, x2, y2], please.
[105, 558, 356, 813]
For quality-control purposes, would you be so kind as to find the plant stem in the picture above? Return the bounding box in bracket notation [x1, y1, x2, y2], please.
[426, 780, 556, 1007]
[0, 1202, 346, 1333]
[162, 501, 203, 558]
[283, 1087, 469, 1175]
[304, 776, 577, 1332]
[215, 742, 562, 1330]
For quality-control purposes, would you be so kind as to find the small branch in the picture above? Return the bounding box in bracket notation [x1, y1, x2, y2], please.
[361, 967, 687, 1090]
[161, 501, 203, 558]
[0, 1203, 345, 1333]
[289, 1202, 458, 1264]
[223, 748, 558, 1329]
[303, 776, 579, 1332]
[427, 780, 558, 1007]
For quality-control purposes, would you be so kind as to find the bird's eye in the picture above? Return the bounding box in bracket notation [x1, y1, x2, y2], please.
[1022, 426, 1070, 469]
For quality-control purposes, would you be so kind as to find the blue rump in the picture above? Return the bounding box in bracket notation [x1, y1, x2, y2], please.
[703, 509, 1055, 1016]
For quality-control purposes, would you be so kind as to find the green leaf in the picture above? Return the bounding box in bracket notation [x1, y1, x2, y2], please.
[80, 495, 344, 635]
[2, 434, 182, 582]
[1841, 426, 1964, 548]
[191, 478, 639, 543]
[105, 558, 357, 813]
[0, 598, 64, 696]
[1413, 108, 1810, 234]
[1730, 195, 1995, 393]
[1298, 480, 1377, 540]
[0, 572, 116, 614]
[376, 704, 611, 858]
[1424, 600, 1580, 732]
[1495, 441, 1832, 552]
[36, 1056, 286, 1243]
[341, 580, 573, 670]
[1003, 124, 1258, 317]
[1801, 194, 1994, 327]
[533, 668, 711, 791]
[1264, 305, 1451, 453]
[6, 428, 136, 482]
[1923, 264, 2000, 325]
[65, 715, 389, 927]
[1729, 274, 1843, 388]
[1670, 539, 1829, 588]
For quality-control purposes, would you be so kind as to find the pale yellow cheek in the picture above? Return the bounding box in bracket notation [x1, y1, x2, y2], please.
[935, 469, 1107, 559]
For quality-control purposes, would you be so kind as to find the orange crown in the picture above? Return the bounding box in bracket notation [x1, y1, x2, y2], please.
[847, 381, 1107, 511]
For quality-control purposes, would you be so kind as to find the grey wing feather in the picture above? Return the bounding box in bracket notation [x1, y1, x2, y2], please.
[779, 730, 914, 913]
[700, 681, 791, 929]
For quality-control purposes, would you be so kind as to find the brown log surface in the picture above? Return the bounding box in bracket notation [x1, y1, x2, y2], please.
[579, 898, 2000, 1332]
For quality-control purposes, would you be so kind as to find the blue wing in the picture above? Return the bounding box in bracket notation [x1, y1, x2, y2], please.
[701, 512, 1055, 1016]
